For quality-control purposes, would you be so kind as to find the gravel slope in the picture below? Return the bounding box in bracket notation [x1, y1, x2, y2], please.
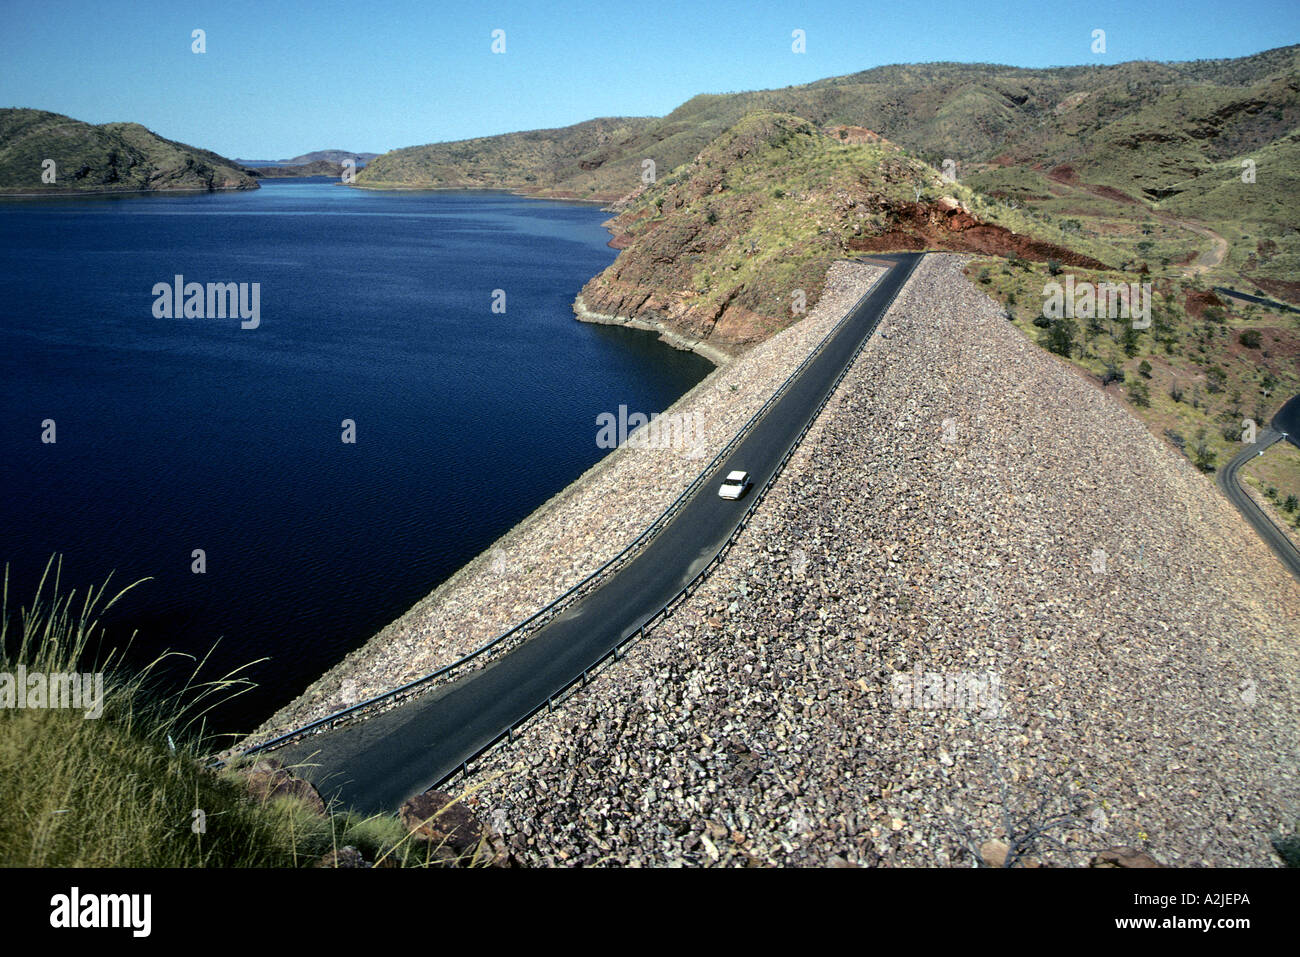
[456, 253, 1300, 867]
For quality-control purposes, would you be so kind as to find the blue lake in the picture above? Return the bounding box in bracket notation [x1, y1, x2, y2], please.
[0, 179, 712, 734]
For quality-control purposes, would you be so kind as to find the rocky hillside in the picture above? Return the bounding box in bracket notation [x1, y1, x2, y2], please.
[355, 46, 1299, 205]
[0, 109, 258, 193]
[576, 112, 1109, 348]
[355, 47, 1299, 293]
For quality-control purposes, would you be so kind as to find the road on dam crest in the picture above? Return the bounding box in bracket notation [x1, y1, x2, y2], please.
[275, 252, 924, 813]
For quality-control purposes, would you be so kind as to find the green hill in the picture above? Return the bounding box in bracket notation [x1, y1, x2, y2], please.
[0, 109, 258, 193]
[357, 46, 1299, 203]
[577, 112, 1111, 347]
[356, 46, 1298, 296]
[357, 117, 654, 195]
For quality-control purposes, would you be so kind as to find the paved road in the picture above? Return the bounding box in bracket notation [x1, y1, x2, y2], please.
[274, 253, 923, 813]
[1212, 287, 1300, 316]
[1216, 396, 1300, 581]
[1272, 393, 1300, 446]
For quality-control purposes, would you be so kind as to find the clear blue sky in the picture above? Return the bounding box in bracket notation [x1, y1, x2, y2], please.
[2, 0, 1296, 158]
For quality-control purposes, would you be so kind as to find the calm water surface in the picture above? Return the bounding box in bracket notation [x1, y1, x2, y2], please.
[0, 179, 712, 732]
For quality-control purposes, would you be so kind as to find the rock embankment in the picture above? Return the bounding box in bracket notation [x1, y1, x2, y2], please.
[455, 254, 1300, 867]
[250, 261, 886, 743]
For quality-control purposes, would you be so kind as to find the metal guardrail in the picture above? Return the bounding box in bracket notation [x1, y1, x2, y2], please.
[235, 255, 921, 763]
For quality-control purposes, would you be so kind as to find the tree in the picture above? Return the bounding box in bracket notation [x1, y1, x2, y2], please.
[1122, 325, 1142, 357]
[1045, 319, 1076, 357]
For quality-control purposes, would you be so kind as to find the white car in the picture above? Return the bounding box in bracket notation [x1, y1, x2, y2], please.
[718, 470, 751, 500]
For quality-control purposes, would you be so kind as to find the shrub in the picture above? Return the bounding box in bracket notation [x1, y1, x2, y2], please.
[1138, 360, 1153, 378]
[1192, 430, 1217, 472]
[1239, 329, 1262, 348]
[1044, 319, 1076, 357]
[1122, 325, 1141, 357]
[1284, 495, 1298, 513]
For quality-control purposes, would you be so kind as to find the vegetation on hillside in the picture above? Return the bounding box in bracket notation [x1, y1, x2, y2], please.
[0, 109, 258, 193]
[968, 256, 1300, 480]
[578, 111, 1118, 346]
[0, 559, 484, 867]
[356, 44, 1300, 323]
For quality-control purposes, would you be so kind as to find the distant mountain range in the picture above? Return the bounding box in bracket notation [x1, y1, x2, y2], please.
[352, 43, 1298, 338]
[236, 150, 379, 166]
[356, 45, 1298, 221]
[0, 109, 258, 193]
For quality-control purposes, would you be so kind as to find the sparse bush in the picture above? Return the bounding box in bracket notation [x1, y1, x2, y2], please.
[1170, 382, 1185, 403]
[1128, 381, 1151, 407]
[1192, 430, 1217, 472]
[1138, 360, 1153, 378]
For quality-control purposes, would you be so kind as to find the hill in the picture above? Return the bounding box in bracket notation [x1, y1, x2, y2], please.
[576, 112, 1111, 348]
[281, 149, 378, 165]
[0, 109, 258, 193]
[356, 46, 1299, 292]
[251, 160, 347, 178]
[356, 47, 1298, 201]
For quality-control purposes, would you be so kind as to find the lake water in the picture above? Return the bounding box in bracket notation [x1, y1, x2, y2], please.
[0, 179, 712, 734]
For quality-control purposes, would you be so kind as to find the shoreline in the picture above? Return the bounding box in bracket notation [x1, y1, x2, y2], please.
[0, 184, 258, 198]
[572, 294, 736, 367]
[349, 182, 615, 205]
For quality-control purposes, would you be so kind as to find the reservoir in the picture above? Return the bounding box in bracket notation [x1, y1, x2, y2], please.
[0, 179, 712, 734]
